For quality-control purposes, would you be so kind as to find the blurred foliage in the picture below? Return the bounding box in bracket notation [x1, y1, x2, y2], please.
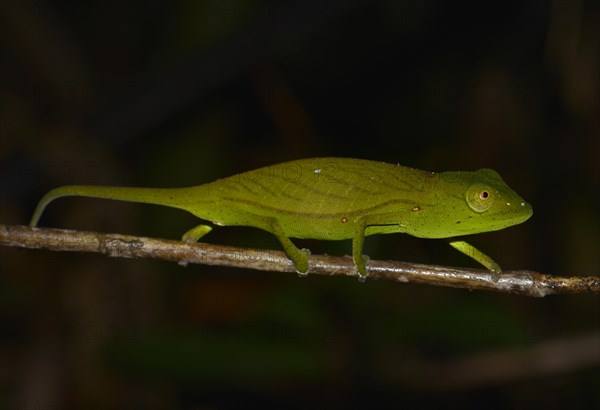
[0, 0, 598, 408]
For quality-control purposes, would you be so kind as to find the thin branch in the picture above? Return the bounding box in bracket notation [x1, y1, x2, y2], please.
[1, 224, 598, 297]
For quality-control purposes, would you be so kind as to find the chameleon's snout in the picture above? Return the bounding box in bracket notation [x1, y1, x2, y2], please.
[511, 199, 533, 224]
[522, 200, 533, 219]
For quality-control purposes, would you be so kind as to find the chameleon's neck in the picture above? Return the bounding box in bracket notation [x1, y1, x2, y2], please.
[29, 184, 209, 226]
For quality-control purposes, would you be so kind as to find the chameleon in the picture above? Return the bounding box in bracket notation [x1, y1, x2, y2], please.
[30, 157, 533, 279]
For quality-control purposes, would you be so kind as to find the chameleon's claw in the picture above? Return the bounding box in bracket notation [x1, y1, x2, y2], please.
[491, 268, 501, 283]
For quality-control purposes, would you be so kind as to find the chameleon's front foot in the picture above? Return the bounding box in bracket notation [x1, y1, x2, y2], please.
[353, 254, 370, 282]
[293, 248, 311, 276]
[449, 240, 502, 282]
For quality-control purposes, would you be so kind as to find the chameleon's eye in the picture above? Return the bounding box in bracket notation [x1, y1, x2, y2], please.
[466, 184, 494, 213]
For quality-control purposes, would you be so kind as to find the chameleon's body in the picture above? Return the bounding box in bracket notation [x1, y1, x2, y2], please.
[30, 158, 533, 277]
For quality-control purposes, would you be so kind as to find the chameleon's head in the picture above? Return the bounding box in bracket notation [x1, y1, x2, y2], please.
[425, 168, 533, 238]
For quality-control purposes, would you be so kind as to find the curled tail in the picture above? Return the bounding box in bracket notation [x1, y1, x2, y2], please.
[29, 185, 206, 226]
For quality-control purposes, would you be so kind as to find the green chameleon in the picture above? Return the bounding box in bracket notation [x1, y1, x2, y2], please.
[30, 158, 532, 278]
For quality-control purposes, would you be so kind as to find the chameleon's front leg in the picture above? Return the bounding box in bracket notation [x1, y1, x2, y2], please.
[352, 216, 369, 279]
[449, 240, 501, 280]
[352, 213, 403, 280]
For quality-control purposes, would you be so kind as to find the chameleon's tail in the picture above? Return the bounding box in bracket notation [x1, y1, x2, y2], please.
[29, 184, 206, 226]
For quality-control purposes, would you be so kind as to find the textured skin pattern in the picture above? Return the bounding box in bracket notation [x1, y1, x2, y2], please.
[30, 157, 533, 275]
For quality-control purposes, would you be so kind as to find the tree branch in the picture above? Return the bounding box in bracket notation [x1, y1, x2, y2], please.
[1, 224, 598, 297]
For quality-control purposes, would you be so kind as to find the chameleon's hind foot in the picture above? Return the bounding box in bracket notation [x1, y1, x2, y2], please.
[182, 224, 213, 243]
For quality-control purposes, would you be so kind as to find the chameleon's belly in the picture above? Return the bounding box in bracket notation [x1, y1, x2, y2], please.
[193, 196, 356, 240]
[278, 218, 404, 240]
[209, 206, 403, 241]
[278, 216, 355, 240]
[280, 217, 405, 239]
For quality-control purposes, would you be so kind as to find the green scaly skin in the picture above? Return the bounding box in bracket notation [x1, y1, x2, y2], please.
[29, 158, 533, 279]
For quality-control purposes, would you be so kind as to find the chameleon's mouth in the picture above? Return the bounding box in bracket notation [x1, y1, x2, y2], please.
[495, 200, 533, 225]
[457, 200, 532, 235]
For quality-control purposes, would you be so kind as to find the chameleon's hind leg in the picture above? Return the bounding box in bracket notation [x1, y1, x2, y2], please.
[264, 218, 310, 275]
[182, 224, 213, 243]
[232, 212, 309, 274]
[187, 204, 310, 273]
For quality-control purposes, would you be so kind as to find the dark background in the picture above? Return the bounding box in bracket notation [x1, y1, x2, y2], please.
[0, 1, 598, 408]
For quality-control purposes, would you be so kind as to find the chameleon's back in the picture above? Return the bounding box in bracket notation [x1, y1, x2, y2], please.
[200, 157, 434, 240]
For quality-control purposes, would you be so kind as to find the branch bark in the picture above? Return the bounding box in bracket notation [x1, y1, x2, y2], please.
[1, 224, 598, 297]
